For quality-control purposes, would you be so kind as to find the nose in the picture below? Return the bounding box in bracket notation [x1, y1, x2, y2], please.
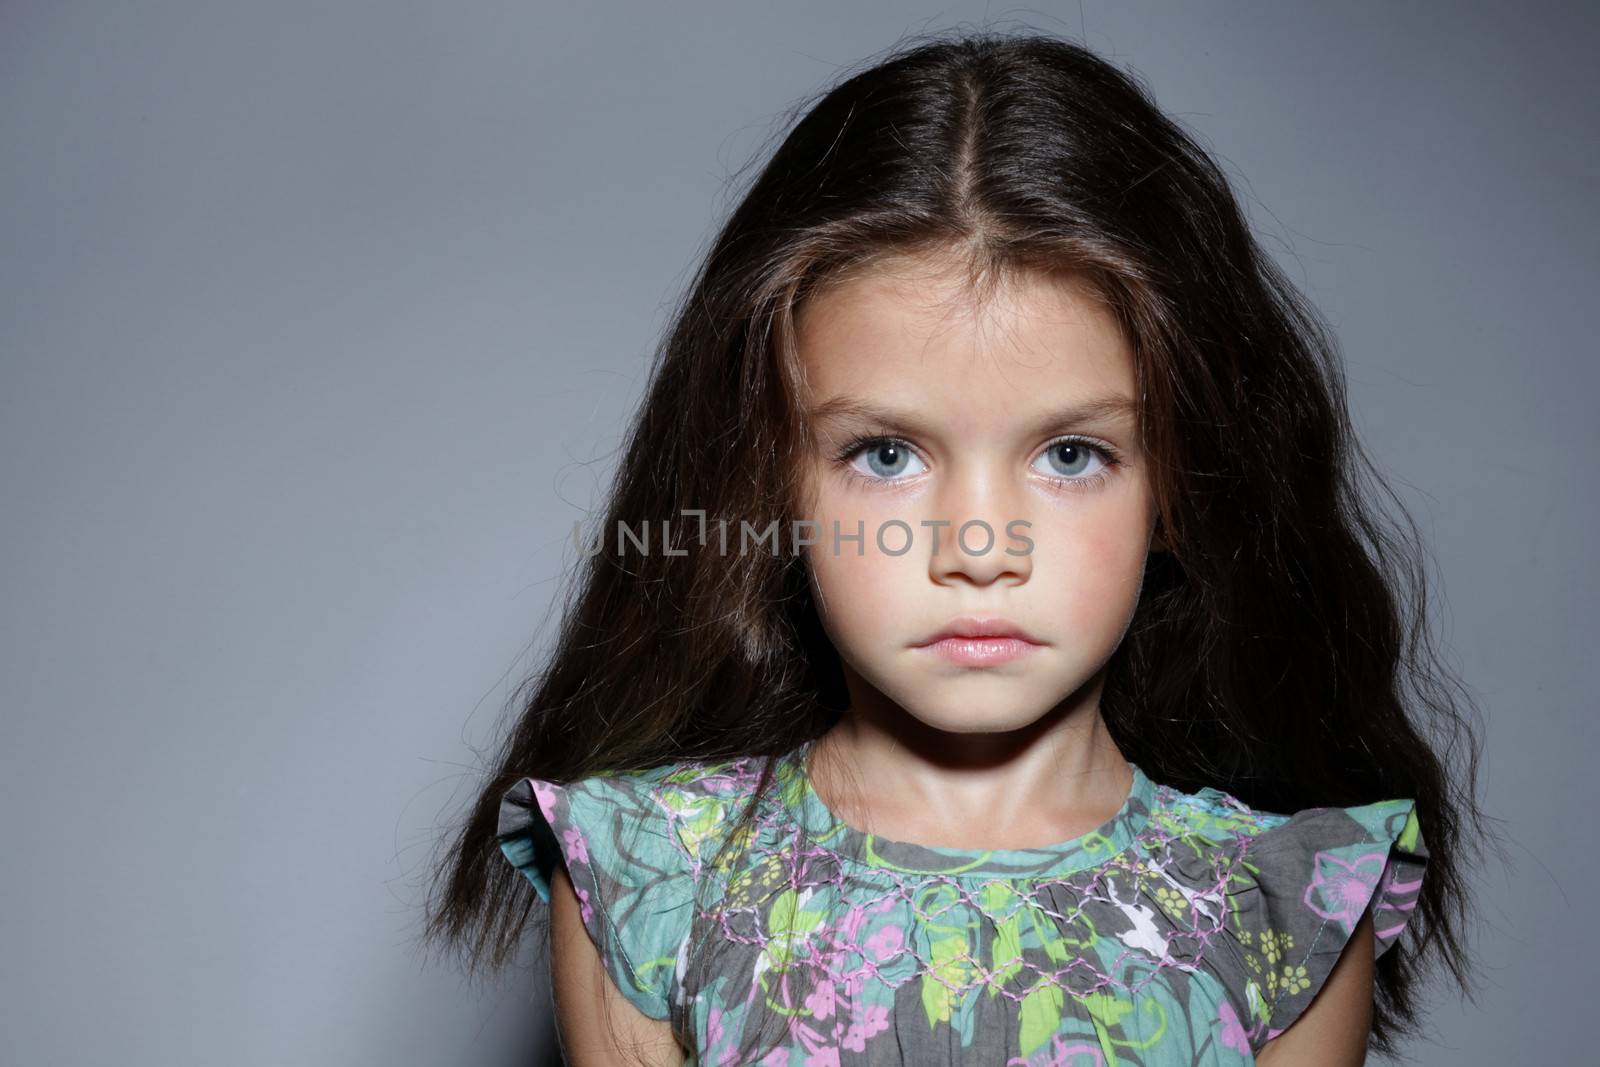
[926, 464, 1032, 587]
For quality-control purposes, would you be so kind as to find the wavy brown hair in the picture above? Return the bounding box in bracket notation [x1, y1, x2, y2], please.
[421, 28, 1494, 1062]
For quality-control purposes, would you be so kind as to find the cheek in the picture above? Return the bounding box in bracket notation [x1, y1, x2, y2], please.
[805, 534, 906, 637]
[1033, 498, 1154, 621]
[800, 479, 917, 641]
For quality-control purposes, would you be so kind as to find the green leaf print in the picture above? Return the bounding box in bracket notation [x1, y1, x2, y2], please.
[1398, 806, 1421, 851]
[989, 912, 1024, 994]
[1082, 990, 1137, 1067]
[766, 887, 797, 933]
[979, 882, 1025, 995]
[1247, 978, 1270, 1026]
[1022, 896, 1089, 965]
[1187, 807, 1255, 842]
[978, 881, 1020, 914]
[663, 765, 704, 786]
[760, 887, 828, 972]
[1018, 979, 1065, 1056]
[675, 804, 723, 856]
[1082, 990, 1133, 1029]
[767, 888, 826, 938]
[919, 933, 969, 1029]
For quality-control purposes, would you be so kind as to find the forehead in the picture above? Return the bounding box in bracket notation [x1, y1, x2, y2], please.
[792, 254, 1135, 415]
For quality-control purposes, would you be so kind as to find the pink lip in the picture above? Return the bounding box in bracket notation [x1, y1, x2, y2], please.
[920, 636, 1041, 666]
[914, 616, 1046, 667]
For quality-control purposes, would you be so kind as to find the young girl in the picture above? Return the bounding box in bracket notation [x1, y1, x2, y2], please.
[425, 30, 1485, 1067]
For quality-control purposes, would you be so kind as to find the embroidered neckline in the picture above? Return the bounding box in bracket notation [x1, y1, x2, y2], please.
[773, 738, 1163, 880]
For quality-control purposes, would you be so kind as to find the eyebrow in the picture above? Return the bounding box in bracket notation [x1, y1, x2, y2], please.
[804, 394, 1137, 438]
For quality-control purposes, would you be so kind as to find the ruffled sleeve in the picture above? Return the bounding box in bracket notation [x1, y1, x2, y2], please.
[1216, 798, 1428, 1054]
[496, 771, 696, 1022]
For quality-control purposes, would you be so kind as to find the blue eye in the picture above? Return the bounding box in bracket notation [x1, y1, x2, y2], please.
[834, 434, 1120, 491]
[847, 439, 928, 480]
[1035, 439, 1105, 479]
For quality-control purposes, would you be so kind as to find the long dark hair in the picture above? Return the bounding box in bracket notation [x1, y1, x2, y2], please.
[421, 28, 1493, 1061]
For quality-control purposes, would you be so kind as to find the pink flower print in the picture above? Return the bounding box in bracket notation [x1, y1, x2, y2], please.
[573, 884, 593, 925]
[840, 1004, 890, 1053]
[1217, 1001, 1249, 1054]
[562, 825, 590, 867]
[531, 780, 559, 816]
[707, 1008, 742, 1067]
[761, 1050, 789, 1067]
[864, 924, 903, 961]
[805, 979, 837, 1021]
[838, 905, 869, 941]
[1303, 849, 1386, 933]
[804, 1049, 840, 1067]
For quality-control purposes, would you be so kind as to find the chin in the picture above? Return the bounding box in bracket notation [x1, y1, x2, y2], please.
[922, 715, 1045, 736]
[890, 689, 1064, 735]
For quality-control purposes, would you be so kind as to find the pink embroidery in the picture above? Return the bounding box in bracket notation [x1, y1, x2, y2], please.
[514, 756, 1426, 1063]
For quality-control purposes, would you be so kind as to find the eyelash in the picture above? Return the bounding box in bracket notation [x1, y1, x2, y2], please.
[832, 434, 1123, 493]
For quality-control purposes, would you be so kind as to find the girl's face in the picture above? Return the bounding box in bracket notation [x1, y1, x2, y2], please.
[793, 253, 1159, 739]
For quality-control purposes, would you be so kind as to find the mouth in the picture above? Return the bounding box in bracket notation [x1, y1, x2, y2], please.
[912, 616, 1047, 667]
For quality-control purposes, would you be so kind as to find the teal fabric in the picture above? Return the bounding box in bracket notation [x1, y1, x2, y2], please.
[497, 740, 1427, 1065]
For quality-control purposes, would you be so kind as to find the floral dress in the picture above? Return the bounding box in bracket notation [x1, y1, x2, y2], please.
[496, 740, 1427, 1065]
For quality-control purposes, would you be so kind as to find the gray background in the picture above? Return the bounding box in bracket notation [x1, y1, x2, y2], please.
[2, 2, 1592, 1064]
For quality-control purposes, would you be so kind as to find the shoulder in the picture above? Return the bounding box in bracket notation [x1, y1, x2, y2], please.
[495, 753, 771, 1023]
[496, 753, 770, 900]
[1148, 780, 1428, 1056]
